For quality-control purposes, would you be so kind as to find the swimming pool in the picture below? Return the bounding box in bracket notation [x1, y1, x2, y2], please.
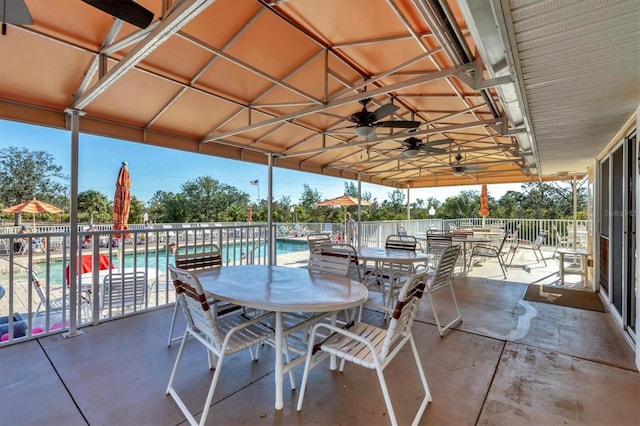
[26, 239, 309, 286]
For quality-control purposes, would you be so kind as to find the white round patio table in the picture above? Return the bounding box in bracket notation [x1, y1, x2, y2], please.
[356, 247, 429, 263]
[451, 236, 492, 275]
[356, 247, 429, 309]
[193, 264, 367, 410]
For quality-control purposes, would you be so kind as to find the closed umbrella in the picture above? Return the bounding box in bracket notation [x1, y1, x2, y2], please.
[112, 161, 131, 240]
[478, 184, 489, 226]
[2, 198, 63, 228]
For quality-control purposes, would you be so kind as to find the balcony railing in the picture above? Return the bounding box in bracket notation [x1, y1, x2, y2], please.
[0, 218, 589, 346]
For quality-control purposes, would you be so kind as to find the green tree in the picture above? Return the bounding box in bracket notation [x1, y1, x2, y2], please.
[180, 176, 249, 222]
[437, 190, 480, 219]
[378, 189, 406, 219]
[78, 190, 110, 224]
[129, 196, 145, 224]
[0, 146, 68, 224]
[147, 191, 186, 223]
[298, 184, 323, 222]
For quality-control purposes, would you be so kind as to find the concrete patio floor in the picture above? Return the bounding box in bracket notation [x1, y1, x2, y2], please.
[0, 247, 638, 425]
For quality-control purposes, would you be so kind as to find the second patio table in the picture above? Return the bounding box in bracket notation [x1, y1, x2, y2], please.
[193, 264, 368, 410]
[451, 236, 492, 275]
[356, 247, 429, 307]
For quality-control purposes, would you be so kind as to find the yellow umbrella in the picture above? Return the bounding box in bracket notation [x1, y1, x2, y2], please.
[2, 198, 63, 228]
[316, 194, 372, 208]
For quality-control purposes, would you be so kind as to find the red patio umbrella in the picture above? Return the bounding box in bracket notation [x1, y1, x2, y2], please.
[479, 184, 489, 225]
[112, 161, 131, 239]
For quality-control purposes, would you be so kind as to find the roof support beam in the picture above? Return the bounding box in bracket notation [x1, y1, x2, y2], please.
[72, 0, 215, 110]
[201, 63, 473, 143]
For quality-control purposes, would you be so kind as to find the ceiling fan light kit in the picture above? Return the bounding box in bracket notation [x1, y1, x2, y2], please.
[354, 125, 376, 139]
[346, 98, 420, 139]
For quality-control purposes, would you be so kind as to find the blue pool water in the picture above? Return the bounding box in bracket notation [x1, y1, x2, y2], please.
[30, 239, 308, 285]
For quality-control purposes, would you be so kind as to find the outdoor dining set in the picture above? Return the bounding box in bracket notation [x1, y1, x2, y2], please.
[164, 230, 476, 426]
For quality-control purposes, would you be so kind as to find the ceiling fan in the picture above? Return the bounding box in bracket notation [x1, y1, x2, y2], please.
[397, 136, 450, 158]
[449, 152, 483, 176]
[345, 98, 420, 140]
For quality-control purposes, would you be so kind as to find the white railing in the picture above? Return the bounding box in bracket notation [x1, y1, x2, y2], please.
[0, 223, 274, 345]
[0, 217, 589, 346]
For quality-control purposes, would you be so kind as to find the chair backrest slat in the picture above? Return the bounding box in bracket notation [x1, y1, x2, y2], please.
[168, 264, 222, 347]
[307, 233, 331, 252]
[429, 245, 460, 292]
[308, 250, 351, 276]
[385, 235, 417, 251]
[496, 232, 510, 253]
[102, 272, 147, 309]
[426, 234, 452, 266]
[174, 247, 222, 270]
[381, 269, 428, 361]
[533, 231, 548, 247]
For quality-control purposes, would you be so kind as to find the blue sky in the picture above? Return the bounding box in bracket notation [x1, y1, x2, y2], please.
[1, 119, 522, 205]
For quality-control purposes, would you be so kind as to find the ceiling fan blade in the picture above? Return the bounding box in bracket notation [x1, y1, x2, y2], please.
[420, 146, 447, 154]
[0, 0, 32, 25]
[376, 120, 421, 128]
[423, 138, 451, 146]
[82, 0, 154, 29]
[371, 103, 399, 121]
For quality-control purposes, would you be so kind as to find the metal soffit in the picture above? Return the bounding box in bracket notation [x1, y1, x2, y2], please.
[0, 1, 638, 188]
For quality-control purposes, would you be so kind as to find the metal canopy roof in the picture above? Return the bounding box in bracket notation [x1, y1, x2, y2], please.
[1, 0, 638, 189]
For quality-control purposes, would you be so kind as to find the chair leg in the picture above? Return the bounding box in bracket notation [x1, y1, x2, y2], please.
[497, 257, 508, 279]
[375, 366, 400, 426]
[166, 330, 189, 397]
[198, 353, 227, 426]
[538, 248, 547, 266]
[427, 285, 462, 337]
[296, 326, 320, 411]
[167, 301, 181, 347]
[408, 335, 432, 425]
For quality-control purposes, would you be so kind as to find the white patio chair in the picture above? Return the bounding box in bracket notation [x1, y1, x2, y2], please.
[167, 247, 224, 347]
[306, 233, 330, 252]
[467, 232, 509, 279]
[317, 242, 362, 282]
[31, 272, 91, 322]
[0, 238, 9, 255]
[552, 224, 573, 258]
[166, 265, 275, 426]
[288, 249, 353, 328]
[426, 233, 452, 269]
[507, 230, 548, 266]
[100, 271, 148, 316]
[426, 245, 463, 336]
[380, 234, 426, 311]
[296, 269, 431, 426]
